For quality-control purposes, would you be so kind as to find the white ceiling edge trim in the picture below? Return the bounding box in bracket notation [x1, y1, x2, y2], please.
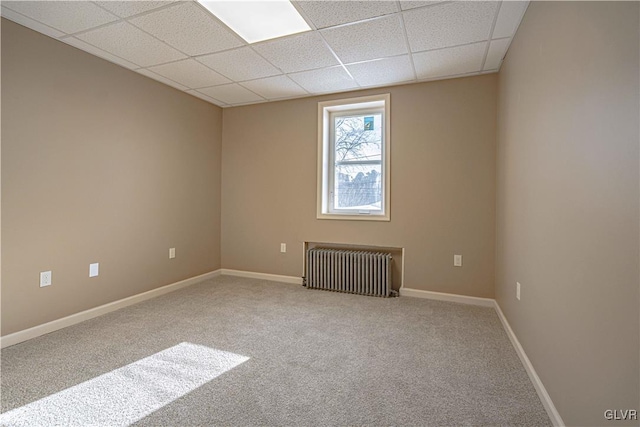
[209, 69, 500, 109]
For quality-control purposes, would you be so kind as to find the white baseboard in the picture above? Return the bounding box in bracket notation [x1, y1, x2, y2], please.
[494, 301, 565, 427]
[0, 269, 222, 349]
[220, 269, 303, 285]
[401, 286, 563, 426]
[0, 267, 563, 427]
[400, 287, 495, 307]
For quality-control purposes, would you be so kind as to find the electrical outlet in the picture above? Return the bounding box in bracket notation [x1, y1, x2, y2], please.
[40, 271, 52, 287]
[516, 282, 521, 300]
[453, 254, 462, 267]
[280, 243, 286, 253]
[89, 263, 99, 278]
[169, 248, 176, 259]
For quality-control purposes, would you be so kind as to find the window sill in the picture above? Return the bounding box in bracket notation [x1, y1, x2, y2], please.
[316, 213, 390, 222]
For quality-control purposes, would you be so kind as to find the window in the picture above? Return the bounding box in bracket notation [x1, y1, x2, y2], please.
[317, 94, 390, 221]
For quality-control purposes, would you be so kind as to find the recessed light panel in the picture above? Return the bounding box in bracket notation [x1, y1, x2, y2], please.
[198, 0, 311, 44]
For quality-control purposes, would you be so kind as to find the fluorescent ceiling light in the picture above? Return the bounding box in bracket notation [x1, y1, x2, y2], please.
[198, 0, 311, 44]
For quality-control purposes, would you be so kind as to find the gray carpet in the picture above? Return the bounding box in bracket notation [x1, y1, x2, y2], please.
[1, 276, 551, 426]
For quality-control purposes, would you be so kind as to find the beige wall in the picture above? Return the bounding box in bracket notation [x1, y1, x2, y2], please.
[1, 20, 223, 335]
[496, 2, 639, 426]
[222, 75, 497, 297]
[6, 4, 638, 424]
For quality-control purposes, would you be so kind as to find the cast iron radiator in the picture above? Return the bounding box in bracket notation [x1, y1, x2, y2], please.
[305, 248, 395, 297]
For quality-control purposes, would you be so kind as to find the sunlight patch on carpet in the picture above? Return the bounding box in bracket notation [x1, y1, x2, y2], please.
[0, 342, 249, 427]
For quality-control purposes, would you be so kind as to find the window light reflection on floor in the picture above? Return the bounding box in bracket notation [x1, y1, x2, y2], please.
[0, 342, 249, 427]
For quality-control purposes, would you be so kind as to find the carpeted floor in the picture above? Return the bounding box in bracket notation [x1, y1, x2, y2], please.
[1, 276, 551, 426]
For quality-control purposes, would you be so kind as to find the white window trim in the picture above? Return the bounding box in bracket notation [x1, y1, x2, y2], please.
[317, 93, 390, 221]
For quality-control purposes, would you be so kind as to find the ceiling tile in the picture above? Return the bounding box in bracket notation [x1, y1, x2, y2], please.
[322, 15, 408, 64]
[483, 38, 510, 70]
[77, 21, 186, 67]
[94, 1, 173, 18]
[399, 1, 445, 11]
[186, 90, 226, 107]
[404, 1, 498, 52]
[493, 1, 529, 39]
[3, 1, 117, 34]
[196, 47, 281, 82]
[148, 59, 230, 89]
[241, 76, 307, 100]
[413, 42, 486, 80]
[197, 84, 265, 105]
[346, 55, 414, 87]
[1, 6, 66, 39]
[129, 2, 243, 56]
[136, 68, 189, 91]
[289, 66, 359, 94]
[253, 32, 338, 73]
[3, 0, 525, 109]
[61, 37, 139, 69]
[295, 1, 398, 29]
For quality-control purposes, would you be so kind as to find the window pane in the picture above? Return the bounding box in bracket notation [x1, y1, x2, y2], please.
[318, 94, 390, 220]
[334, 163, 382, 210]
[334, 114, 382, 163]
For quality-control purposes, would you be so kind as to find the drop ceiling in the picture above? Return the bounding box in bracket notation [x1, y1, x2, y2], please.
[1, 0, 529, 107]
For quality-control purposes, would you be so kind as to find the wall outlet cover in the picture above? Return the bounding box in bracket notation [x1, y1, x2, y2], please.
[453, 254, 462, 267]
[89, 263, 99, 278]
[40, 271, 52, 287]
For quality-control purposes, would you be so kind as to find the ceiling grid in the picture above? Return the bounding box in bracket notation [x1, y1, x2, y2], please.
[1, 0, 530, 107]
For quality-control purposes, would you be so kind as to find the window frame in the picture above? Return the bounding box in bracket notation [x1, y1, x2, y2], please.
[317, 93, 391, 221]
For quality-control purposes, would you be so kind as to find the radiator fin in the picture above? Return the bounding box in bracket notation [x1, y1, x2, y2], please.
[306, 248, 393, 297]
